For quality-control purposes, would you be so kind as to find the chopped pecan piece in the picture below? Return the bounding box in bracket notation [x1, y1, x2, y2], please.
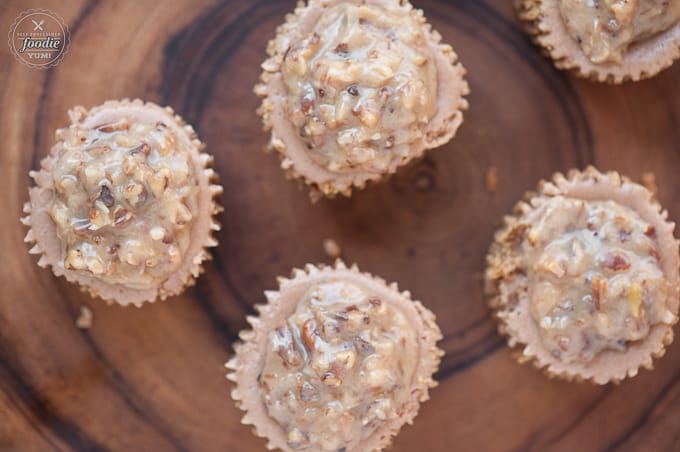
[95, 118, 129, 133]
[301, 319, 317, 352]
[650, 248, 661, 262]
[334, 312, 349, 322]
[113, 208, 133, 226]
[274, 327, 303, 367]
[97, 185, 115, 207]
[89, 184, 115, 207]
[602, 252, 630, 271]
[129, 142, 151, 155]
[591, 275, 607, 311]
[321, 370, 342, 387]
[300, 96, 314, 113]
[334, 42, 349, 54]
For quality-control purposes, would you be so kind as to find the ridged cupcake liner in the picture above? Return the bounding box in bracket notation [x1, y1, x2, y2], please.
[226, 260, 444, 451]
[516, 0, 680, 83]
[22, 99, 223, 307]
[485, 167, 680, 384]
[255, 0, 470, 201]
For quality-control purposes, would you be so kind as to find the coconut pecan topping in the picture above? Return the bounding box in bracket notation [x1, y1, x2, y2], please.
[281, 3, 438, 173]
[260, 280, 418, 451]
[48, 118, 199, 289]
[559, 0, 680, 64]
[524, 198, 671, 363]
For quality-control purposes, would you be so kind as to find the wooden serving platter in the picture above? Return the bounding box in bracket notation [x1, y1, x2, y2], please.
[2, 0, 680, 450]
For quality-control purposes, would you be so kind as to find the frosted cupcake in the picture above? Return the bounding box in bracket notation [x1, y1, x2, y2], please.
[516, 0, 680, 82]
[227, 261, 443, 451]
[23, 99, 222, 306]
[256, 0, 469, 200]
[485, 167, 679, 383]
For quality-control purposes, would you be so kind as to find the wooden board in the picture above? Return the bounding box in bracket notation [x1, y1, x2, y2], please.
[2, 0, 680, 450]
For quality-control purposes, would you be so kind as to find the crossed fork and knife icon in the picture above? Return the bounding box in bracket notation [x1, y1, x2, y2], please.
[31, 19, 45, 31]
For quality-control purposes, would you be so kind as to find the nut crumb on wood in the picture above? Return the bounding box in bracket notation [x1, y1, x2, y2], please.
[641, 172, 657, 195]
[486, 166, 497, 193]
[76, 306, 93, 329]
[323, 239, 341, 259]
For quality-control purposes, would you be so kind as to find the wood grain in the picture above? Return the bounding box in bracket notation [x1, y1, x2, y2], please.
[2, 0, 680, 451]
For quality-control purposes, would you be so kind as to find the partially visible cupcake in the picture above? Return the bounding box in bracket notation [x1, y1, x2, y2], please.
[485, 167, 679, 383]
[23, 99, 222, 306]
[516, 0, 680, 82]
[227, 261, 443, 451]
[256, 0, 469, 200]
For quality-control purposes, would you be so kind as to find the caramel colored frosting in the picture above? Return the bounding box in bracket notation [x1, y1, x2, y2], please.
[282, 3, 438, 173]
[227, 262, 443, 451]
[485, 168, 680, 383]
[260, 281, 418, 451]
[257, 0, 469, 198]
[522, 198, 672, 363]
[49, 117, 198, 290]
[24, 99, 222, 305]
[560, 0, 680, 63]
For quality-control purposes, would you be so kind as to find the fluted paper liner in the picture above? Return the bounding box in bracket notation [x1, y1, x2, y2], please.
[256, 0, 470, 200]
[22, 99, 223, 306]
[516, 0, 680, 83]
[485, 167, 680, 384]
[226, 261, 444, 451]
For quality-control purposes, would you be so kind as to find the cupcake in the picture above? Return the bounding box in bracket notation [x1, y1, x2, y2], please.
[256, 0, 469, 200]
[485, 167, 680, 384]
[226, 261, 443, 451]
[22, 99, 222, 306]
[516, 0, 680, 82]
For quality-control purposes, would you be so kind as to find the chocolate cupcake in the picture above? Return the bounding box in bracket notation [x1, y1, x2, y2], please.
[23, 99, 222, 306]
[256, 0, 469, 200]
[485, 167, 679, 383]
[516, 0, 680, 82]
[226, 261, 443, 451]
